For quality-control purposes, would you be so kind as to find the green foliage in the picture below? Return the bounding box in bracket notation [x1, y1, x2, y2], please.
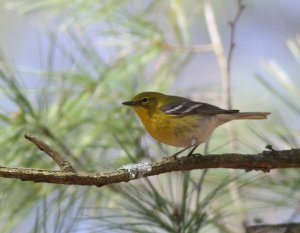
[0, 1, 191, 232]
[83, 172, 241, 233]
[0, 0, 299, 233]
[248, 38, 300, 223]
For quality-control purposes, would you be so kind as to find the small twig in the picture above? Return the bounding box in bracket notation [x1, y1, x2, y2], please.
[24, 133, 76, 173]
[227, 0, 245, 83]
[204, 0, 229, 109]
[266, 144, 277, 152]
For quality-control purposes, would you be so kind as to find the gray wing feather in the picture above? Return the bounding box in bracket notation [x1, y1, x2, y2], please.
[160, 101, 239, 116]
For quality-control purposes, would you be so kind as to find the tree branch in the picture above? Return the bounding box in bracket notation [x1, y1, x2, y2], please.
[246, 222, 300, 233]
[0, 148, 300, 188]
[24, 133, 76, 173]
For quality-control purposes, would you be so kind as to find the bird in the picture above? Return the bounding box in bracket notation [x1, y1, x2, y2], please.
[122, 92, 270, 157]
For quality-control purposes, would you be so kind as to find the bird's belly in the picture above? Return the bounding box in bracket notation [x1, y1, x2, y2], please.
[145, 115, 217, 148]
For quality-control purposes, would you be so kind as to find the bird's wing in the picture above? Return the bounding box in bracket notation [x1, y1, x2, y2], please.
[160, 101, 239, 116]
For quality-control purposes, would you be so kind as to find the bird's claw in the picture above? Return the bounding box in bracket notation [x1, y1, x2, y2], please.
[187, 153, 202, 157]
[163, 154, 178, 160]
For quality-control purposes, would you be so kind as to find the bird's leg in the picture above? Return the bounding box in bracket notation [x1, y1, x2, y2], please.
[193, 136, 211, 156]
[187, 144, 199, 156]
[167, 138, 199, 159]
[186, 137, 200, 156]
[169, 145, 192, 159]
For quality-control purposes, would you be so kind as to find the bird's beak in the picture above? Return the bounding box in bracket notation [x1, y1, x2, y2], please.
[122, 101, 140, 106]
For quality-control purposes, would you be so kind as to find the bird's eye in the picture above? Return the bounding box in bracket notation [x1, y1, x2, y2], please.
[142, 97, 149, 103]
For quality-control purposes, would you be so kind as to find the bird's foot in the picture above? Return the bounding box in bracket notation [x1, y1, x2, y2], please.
[265, 144, 277, 152]
[186, 144, 199, 156]
[188, 153, 202, 156]
[163, 154, 178, 160]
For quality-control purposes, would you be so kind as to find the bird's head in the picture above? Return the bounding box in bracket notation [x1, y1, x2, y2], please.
[122, 92, 166, 117]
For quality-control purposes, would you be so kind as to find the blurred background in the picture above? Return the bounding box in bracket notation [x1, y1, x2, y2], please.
[0, 0, 299, 232]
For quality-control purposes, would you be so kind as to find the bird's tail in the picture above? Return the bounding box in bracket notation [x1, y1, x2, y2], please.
[234, 112, 271, 120]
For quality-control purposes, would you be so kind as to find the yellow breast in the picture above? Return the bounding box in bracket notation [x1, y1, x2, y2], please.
[133, 107, 207, 147]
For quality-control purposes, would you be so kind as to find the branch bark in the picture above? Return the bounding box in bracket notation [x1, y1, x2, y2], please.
[246, 223, 300, 233]
[0, 148, 300, 188]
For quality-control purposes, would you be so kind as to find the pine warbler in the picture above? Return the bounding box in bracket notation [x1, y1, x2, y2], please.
[122, 92, 270, 156]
